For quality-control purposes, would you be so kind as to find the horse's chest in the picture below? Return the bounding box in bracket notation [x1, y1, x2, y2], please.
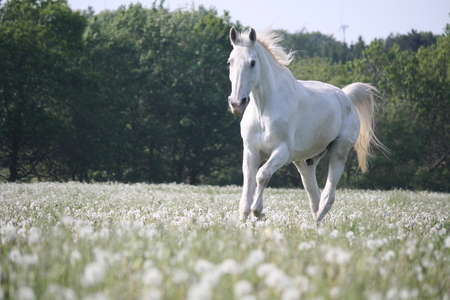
[241, 119, 287, 154]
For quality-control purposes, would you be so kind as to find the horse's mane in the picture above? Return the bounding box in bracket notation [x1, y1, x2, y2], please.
[242, 28, 295, 67]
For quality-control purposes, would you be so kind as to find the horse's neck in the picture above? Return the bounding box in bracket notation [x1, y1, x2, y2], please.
[252, 50, 297, 112]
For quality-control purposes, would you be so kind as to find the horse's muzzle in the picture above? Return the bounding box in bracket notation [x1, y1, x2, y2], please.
[228, 96, 249, 115]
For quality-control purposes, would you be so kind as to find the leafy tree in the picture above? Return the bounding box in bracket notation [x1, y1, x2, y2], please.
[0, 0, 87, 181]
[385, 29, 438, 52]
[79, 3, 242, 184]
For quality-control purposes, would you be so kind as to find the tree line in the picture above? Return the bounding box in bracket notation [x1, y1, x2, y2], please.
[1, 0, 449, 191]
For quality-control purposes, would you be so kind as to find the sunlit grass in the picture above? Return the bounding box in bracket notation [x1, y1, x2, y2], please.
[1, 182, 449, 300]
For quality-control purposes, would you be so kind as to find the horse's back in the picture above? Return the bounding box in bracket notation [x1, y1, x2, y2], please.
[286, 80, 357, 159]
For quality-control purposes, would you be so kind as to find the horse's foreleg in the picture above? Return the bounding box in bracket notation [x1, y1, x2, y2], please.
[240, 148, 260, 221]
[294, 150, 326, 219]
[251, 144, 290, 218]
[316, 141, 351, 222]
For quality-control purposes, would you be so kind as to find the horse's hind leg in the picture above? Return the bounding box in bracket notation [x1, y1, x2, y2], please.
[294, 149, 326, 219]
[316, 139, 352, 222]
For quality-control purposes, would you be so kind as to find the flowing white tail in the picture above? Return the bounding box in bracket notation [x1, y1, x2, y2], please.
[343, 83, 389, 173]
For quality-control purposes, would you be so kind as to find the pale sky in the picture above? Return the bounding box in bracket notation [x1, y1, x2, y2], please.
[68, 0, 450, 44]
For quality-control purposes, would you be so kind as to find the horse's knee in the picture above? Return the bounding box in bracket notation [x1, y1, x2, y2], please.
[256, 168, 271, 186]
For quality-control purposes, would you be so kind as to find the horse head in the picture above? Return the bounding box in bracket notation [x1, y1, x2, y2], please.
[227, 27, 260, 115]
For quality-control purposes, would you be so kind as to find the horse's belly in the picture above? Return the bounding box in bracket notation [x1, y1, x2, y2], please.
[291, 119, 341, 160]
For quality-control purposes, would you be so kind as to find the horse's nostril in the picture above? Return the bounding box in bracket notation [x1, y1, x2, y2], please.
[241, 97, 247, 105]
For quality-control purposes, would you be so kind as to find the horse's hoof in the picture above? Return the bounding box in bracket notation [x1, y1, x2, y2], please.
[240, 211, 250, 222]
[252, 210, 267, 221]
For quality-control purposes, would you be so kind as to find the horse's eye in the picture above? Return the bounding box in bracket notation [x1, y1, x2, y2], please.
[250, 60, 256, 67]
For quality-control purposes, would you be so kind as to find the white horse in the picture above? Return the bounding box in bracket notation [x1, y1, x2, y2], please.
[227, 27, 387, 222]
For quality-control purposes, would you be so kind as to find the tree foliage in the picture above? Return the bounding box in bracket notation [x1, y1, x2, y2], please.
[0, 0, 449, 191]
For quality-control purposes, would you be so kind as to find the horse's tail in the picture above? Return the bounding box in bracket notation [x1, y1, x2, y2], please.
[342, 83, 389, 173]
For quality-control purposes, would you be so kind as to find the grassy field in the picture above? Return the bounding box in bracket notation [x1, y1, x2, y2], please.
[0, 182, 449, 300]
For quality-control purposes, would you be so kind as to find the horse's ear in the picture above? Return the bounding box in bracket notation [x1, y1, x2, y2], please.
[249, 28, 257, 44]
[230, 27, 239, 45]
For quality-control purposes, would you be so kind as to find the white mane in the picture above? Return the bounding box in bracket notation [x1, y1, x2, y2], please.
[241, 28, 295, 66]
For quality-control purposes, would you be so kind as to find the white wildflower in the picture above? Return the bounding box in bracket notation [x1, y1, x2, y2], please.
[386, 287, 398, 300]
[27, 227, 40, 245]
[143, 268, 163, 287]
[139, 289, 161, 300]
[187, 281, 211, 300]
[239, 296, 256, 300]
[61, 216, 74, 226]
[70, 250, 82, 264]
[17, 227, 27, 238]
[172, 269, 189, 283]
[330, 229, 339, 239]
[234, 280, 252, 298]
[265, 268, 292, 292]
[366, 292, 383, 300]
[345, 231, 355, 240]
[77, 224, 93, 239]
[329, 286, 340, 299]
[47, 284, 76, 300]
[382, 250, 396, 262]
[255, 221, 265, 229]
[17, 287, 35, 300]
[244, 249, 265, 269]
[194, 259, 215, 274]
[256, 263, 277, 278]
[1, 223, 16, 243]
[22, 253, 39, 267]
[295, 275, 309, 292]
[444, 236, 450, 248]
[398, 288, 418, 300]
[298, 241, 312, 251]
[80, 262, 105, 286]
[306, 265, 319, 276]
[324, 247, 352, 265]
[8, 248, 22, 264]
[218, 258, 241, 275]
[300, 223, 310, 231]
[282, 287, 300, 300]
[83, 293, 111, 300]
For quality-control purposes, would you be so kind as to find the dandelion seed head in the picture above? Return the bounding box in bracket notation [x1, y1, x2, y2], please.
[83, 292, 111, 300]
[139, 289, 161, 300]
[282, 287, 300, 300]
[329, 286, 340, 299]
[298, 241, 311, 251]
[218, 258, 241, 275]
[234, 280, 252, 298]
[47, 284, 76, 300]
[17, 287, 35, 300]
[382, 250, 396, 262]
[345, 231, 355, 240]
[244, 249, 265, 269]
[80, 262, 105, 286]
[444, 236, 450, 248]
[187, 281, 211, 300]
[194, 259, 215, 274]
[143, 267, 163, 287]
[172, 269, 189, 283]
[324, 247, 352, 265]
[330, 229, 339, 239]
[1, 223, 16, 243]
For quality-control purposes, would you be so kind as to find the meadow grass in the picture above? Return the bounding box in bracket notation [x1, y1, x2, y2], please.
[0, 182, 449, 300]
